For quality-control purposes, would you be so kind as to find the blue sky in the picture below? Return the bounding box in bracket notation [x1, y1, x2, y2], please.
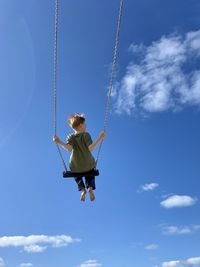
[0, 0, 200, 267]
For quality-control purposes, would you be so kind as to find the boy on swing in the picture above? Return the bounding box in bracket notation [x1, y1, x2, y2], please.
[53, 113, 106, 202]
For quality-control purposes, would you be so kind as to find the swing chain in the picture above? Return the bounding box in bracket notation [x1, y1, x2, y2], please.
[54, 0, 58, 136]
[54, 0, 67, 172]
[95, 0, 124, 167]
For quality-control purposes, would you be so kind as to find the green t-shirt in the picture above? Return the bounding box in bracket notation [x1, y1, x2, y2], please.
[66, 132, 96, 173]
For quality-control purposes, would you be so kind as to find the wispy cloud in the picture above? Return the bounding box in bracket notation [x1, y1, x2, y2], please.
[78, 260, 102, 267]
[161, 256, 200, 267]
[114, 30, 200, 115]
[161, 224, 200, 235]
[138, 183, 159, 192]
[20, 264, 33, 267]
[0, 235, 81, 253]
[0, 258, 5, 267]
[145, 243, 159, 250]
[23, 245, 47, 253]
[160, 195, 197, 208]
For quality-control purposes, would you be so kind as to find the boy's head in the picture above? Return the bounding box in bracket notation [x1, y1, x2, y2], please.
[68, 113, 86, 132]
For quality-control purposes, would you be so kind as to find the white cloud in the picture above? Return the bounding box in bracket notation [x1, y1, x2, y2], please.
[161, 257, 200, 267]
[139, 183, 159, 192]
[161, 224, 200, 235]
[78, 260, 102, 267]
[160, 195, 197, 208]
[0, 258, 5, 267]
[145, 243, 159, 250]
[0, 235, 81, 253]
[114, 29, 200, 115]
[20, 264, 33, 267]
[187, 257, 200, 265]
[24, 245, 47, 253]
[162, 260, 182, 267]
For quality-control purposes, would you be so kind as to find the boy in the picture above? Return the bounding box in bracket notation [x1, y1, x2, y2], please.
[53, 113, 106, 202]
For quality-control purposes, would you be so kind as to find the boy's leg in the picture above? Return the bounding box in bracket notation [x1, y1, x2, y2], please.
[74, 176, 86, 201]
[85, 175, 96, 190]
[85, 175, 96, 201]
[74, 176, 85, 191]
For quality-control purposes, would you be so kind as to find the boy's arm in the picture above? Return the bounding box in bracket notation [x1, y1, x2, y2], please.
[88, 131, 106, 151]
[53, 135, 72, 152]
[58, 140, 73, 152]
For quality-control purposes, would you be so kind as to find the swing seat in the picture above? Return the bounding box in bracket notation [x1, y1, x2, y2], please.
[63, 169, 99, 178]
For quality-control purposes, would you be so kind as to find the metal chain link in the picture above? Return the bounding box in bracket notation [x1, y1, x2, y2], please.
[95, 0, 124, 167]
[54, 0, 58, 136]
[54, 0, 67, 172]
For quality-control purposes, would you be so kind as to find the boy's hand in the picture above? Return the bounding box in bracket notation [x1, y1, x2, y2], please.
[53, 135, 60, 144]
[99, 131, 106, 140]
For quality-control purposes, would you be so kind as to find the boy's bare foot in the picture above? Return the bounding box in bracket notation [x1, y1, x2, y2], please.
[88, 188, 95, 201]
[80, 189, 87, 201]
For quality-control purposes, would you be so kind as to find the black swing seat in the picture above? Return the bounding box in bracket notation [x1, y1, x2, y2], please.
[63, 169, 99, 178]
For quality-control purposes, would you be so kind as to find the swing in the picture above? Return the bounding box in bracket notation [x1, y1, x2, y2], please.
[63, 169, 100, 178]
[53, 0, 123, 178]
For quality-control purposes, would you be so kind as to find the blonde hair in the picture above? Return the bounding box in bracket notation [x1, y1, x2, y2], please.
[68, 113, 85, 129]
